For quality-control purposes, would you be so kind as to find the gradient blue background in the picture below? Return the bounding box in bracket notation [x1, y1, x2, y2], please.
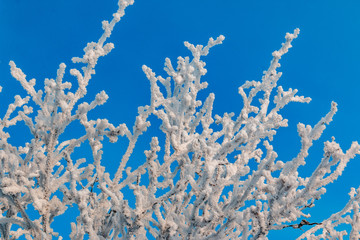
[1, 0, 360, 238]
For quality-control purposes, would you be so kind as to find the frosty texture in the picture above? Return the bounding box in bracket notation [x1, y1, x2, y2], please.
[1, 0, 360, 239]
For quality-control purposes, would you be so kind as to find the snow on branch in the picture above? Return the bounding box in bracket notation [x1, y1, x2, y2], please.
[1, 0, 360, 239]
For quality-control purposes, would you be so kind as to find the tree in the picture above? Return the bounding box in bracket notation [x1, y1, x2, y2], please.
[0, 0, 360, 239]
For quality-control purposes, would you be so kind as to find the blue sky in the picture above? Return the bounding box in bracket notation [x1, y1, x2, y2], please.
[1, 0, 360, 238]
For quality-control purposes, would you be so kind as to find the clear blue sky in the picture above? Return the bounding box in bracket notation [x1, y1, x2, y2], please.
[1, 0, 360, 238]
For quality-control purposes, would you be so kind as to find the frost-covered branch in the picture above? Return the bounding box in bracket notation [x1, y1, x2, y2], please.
[1, 0, 360, 239]
[297, 187, 360, 239]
